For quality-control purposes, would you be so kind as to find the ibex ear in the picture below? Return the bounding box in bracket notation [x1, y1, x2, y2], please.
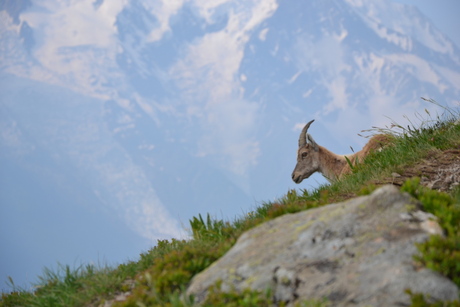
[307, 133, 319, 151]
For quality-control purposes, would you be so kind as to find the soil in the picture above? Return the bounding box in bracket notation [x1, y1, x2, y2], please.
[371, 148, 460, 193]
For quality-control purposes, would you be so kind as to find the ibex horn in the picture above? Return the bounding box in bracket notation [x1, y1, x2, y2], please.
[298, 119, 315, 148]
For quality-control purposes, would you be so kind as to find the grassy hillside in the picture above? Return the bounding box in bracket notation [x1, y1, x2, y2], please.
[2, 100, 460, 306]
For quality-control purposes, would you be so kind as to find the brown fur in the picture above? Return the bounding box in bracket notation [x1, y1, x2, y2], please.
[292, 134, 391, 183]
[339, 134, 391, 177]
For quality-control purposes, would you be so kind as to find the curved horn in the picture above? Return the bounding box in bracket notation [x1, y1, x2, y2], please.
[298, 119, 315, 148]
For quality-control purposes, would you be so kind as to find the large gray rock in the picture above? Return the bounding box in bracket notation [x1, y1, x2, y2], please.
[187, 185, 459, 306]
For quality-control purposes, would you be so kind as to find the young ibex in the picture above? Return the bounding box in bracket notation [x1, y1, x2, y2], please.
[292, 120, 389, 183]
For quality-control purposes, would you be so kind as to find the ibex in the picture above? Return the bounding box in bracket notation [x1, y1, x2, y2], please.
[292, 120, 389, 183]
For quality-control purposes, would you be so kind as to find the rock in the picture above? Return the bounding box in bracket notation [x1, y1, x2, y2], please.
[187, 185, 459, 306]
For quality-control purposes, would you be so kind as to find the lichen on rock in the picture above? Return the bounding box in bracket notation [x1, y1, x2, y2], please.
[186, 185, 459, 306]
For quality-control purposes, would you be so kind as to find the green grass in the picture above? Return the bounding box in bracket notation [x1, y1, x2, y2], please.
[2, 99, 460, 306]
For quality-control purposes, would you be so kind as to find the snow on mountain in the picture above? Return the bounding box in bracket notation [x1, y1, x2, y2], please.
[240, 0, 459, 142]
[1, 0, 459, 290]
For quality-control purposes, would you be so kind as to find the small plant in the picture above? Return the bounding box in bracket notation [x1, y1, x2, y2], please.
[0, 263, 128, 307]
[405, 289, 460, 306]
[189, 213, 231, 241]
[358, 183, 377, 196]
[1, 287, 34, 307]
[202, 280, 273, 307]
[344, 155, 356, 171]
[201, 281, 328, 307]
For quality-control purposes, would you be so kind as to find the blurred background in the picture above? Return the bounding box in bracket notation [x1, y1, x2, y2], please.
[1, 0, 459, 292]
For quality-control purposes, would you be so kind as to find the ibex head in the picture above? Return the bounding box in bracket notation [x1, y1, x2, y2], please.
[291, 119, 320, 184]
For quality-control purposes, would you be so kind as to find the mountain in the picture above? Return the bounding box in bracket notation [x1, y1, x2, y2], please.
[1, 0, 459, 290]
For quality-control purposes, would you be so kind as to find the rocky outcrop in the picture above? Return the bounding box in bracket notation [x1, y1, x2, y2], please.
[187, 185, 459, 306]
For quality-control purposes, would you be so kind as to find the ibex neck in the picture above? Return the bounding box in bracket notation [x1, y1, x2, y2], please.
[317, 146, 357, 181]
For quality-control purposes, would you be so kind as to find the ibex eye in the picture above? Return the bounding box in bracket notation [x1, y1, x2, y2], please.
[301, 152, 308, 158]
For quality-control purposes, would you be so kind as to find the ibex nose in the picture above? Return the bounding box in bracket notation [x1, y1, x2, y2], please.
[292, 172, 301, 184]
